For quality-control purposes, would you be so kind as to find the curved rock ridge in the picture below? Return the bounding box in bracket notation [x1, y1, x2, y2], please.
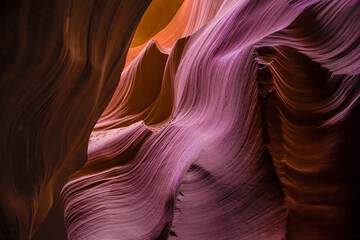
[125, 0, 224, 68]
[0, 0, 151, 239]
[94, 37, 189, 131]
[60, 0, 346, 239]
[251, 2, 360, 238]
[2, 0, 360, 239]
[130, 0, 184, 48]
[64, 0, 359, 239]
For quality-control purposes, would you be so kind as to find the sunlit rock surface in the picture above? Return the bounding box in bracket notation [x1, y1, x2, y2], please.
[1, 0, 359, 239]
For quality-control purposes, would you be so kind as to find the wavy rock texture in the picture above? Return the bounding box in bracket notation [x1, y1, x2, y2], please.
[0, 0, 151, 239]
[1, 0, 360, 239]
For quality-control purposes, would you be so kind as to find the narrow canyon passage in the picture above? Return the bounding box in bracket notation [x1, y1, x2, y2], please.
[1, 0, 359, 239]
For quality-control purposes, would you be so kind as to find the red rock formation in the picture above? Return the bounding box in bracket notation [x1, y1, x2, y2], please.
[2, 0, 360, 239]
[0, 1, 151, 239]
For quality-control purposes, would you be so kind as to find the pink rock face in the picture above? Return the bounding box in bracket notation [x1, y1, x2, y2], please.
[1, 0, 360, 239]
